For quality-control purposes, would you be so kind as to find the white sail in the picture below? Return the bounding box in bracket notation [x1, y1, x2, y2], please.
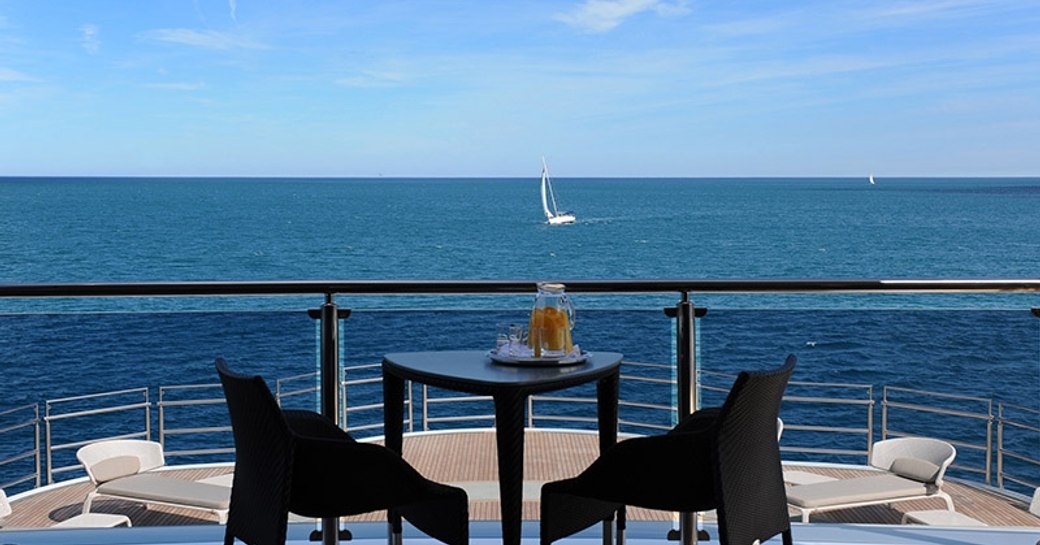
[540, 158, 575, 225]
[541, 164, 552, 219]
[869, 174, 876, 185]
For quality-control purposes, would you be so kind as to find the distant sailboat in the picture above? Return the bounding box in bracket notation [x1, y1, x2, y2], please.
[869, 174, 876, 185]
[540, 158, 575, 225]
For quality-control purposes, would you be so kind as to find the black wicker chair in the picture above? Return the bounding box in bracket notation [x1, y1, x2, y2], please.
[215, 358, 469, 545]
[540, 355, 796, 545]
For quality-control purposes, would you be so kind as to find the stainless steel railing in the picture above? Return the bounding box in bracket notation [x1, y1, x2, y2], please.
[0, 404, 40, 490]
[1, 278, 1038, 500]
[7, 364, 1035, 495]
[43, 388, 150, 484]
[997, 402, 1040, 490]
[158, 383, 233, 459]
[883, 386, 995, 484]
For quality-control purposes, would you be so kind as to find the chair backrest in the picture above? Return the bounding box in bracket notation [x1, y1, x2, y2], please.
[216, 357, 295, 545]
[1029, 487, 1039, 517]
[714, 354, 796, 545]
[870, 437, 956, 488]
[76, 439, 165, 484]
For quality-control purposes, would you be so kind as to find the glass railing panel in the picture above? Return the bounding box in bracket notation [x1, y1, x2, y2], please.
[341, 309, 675, 437]
[1, 301, 1037, 501]
[698, 307, 1040, 490]
[0, 307, 321, 487]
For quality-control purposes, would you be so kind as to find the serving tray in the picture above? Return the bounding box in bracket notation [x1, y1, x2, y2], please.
[487, 349, 590, 367]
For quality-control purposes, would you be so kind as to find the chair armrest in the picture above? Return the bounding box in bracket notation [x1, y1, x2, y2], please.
[562, 432, 715, 511]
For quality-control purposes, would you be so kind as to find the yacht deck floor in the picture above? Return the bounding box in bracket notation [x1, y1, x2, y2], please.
[3, 429, 1037, 530]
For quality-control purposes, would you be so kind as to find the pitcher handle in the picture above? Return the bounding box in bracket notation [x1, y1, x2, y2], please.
[562, 295, 575, 329]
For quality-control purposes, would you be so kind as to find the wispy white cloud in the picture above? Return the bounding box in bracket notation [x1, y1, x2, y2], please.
[336, 71, 407, 88]
[0, 67, 37, 82]
[80, 24, 100, 55]
[146, 81, 207, 91]
[228, 0, 238, 22]
[865, 0, 994, 19]
[138, 28, 264, 50]
[555, 0, 690, 32]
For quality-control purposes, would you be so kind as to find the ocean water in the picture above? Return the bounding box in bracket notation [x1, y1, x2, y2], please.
[3, 177, 1040, 287]
[0, 177, 1038, 489]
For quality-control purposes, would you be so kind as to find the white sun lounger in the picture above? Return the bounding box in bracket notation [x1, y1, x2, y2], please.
[2, 488, 131, 528]
[77, 439, 230, 524]
[786, 437, 956, 523]
[902, 509, 986, 526]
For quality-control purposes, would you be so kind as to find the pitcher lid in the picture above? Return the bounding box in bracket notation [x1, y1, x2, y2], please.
[537, 282, 566, 292]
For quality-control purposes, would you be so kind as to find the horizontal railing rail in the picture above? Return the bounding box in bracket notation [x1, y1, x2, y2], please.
[3, 278, 1040, 298]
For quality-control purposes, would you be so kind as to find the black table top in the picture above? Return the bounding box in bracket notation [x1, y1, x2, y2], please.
[382, 350, 623, 396]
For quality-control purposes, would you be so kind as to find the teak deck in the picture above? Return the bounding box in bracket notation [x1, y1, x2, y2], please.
[3, 429, 1037, 529]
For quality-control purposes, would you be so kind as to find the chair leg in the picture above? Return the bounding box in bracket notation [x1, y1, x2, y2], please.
[388, 522, 403, 545]
[616, 508, 626, 545]
[82, 491, 97, 514]
[601, 519, 613, 545]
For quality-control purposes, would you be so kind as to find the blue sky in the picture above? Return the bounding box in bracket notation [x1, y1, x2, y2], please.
[1, 1, 1037, 177]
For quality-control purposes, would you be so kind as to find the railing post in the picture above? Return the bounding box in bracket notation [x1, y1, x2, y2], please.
[145, 389, 152, 443]
[44, 403, 53, 485]
[158, 389, 166, 449]
[866, 387, 874, 463]
[422, 385, 429, 432]
[320, 294, 341, 545]
[34, 404, 41, 489]
[996, 402, 1004, 489]
[881, 387, 889, 442]
[407, 380, 415, 434]
[676, 292, 697, 421]
[676, 292, 699, 545]
[985, 399, 993, 486]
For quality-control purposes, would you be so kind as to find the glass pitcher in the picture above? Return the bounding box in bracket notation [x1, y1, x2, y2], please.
[527, 282, 575, 358]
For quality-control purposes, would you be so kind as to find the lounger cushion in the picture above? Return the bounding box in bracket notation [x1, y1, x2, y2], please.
[91, 455, 141, 483]
[97, 474, 230, 510]
[889, 457, 941, 484]
[786, 474, 928, 509]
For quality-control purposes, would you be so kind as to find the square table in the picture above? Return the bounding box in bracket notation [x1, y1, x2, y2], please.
[382, 350, 623, 545]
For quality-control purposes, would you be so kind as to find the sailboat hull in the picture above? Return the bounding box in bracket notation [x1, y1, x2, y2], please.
[547, 213, 576, 225]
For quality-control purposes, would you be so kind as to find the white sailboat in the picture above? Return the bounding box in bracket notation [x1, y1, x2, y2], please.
[869, 174, 876, 185]
[540, 158, 575, 225]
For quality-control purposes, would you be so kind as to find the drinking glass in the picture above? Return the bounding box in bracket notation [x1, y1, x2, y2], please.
[496, 323, 510, 353]
[508, 324, 526, 356]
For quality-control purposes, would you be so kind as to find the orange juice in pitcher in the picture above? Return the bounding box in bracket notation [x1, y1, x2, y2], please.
[528, 283, 574, 358]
